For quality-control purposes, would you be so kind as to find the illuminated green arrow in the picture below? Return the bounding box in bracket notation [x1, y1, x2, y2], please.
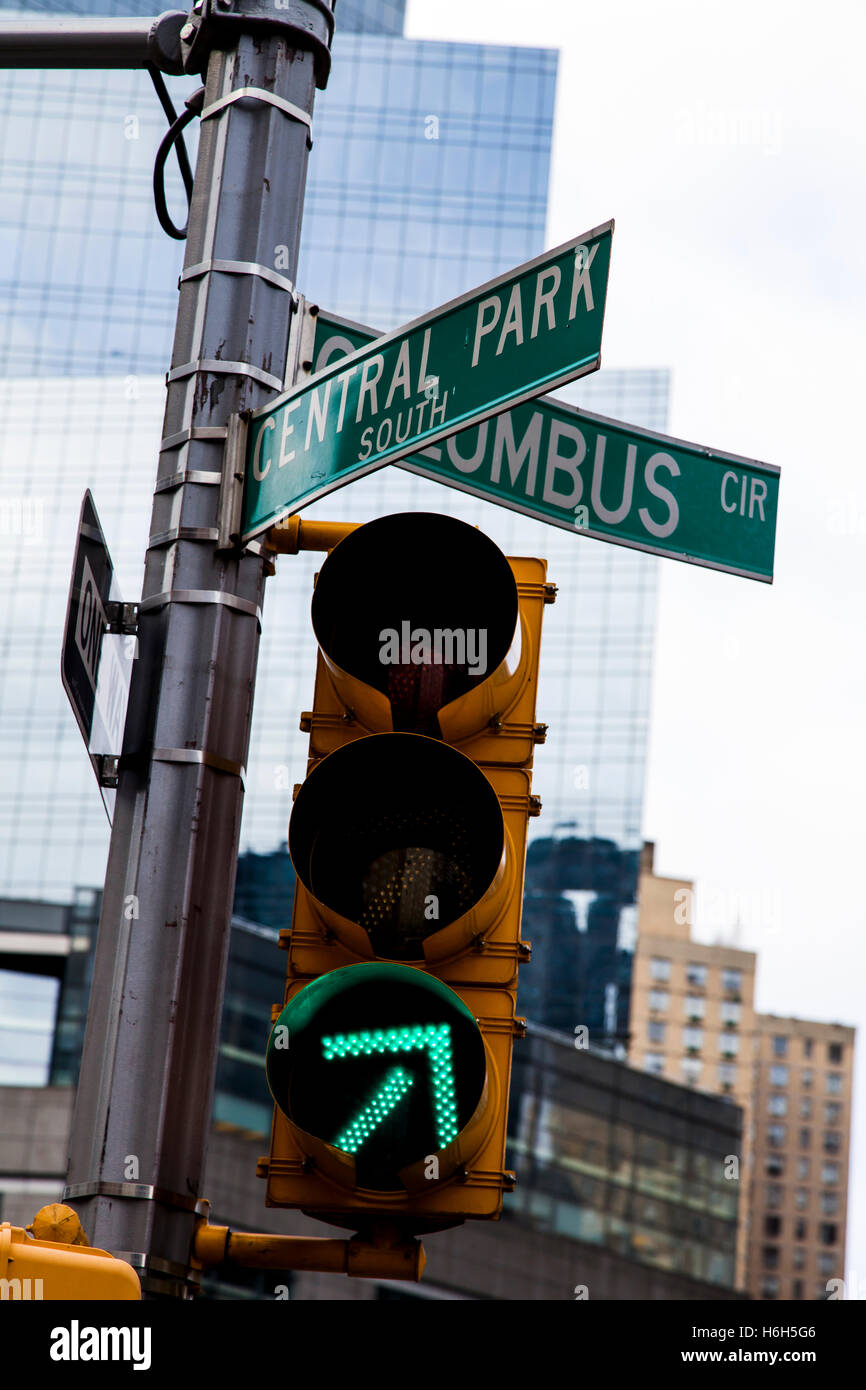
[322, 1023, 459, 1152]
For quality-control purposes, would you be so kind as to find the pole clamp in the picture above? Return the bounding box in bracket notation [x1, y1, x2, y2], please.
[179, 0, 335, 89]
[138, 588, 262, 625]
[159, 424, 228, 454]
[63, 1180, 210, 1217]
[180, 258, 295, 295]
[152, 747, 246, 781]
[167, 358, 284, 392]
[201, 86, 312, 133]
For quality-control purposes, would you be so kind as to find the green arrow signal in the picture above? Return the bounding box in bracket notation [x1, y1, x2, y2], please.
[322, 1023, 459, 1151]
[332, 1066, 414, 1153]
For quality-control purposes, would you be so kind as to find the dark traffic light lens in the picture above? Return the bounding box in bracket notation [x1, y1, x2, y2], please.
[311, 512, 518, 734]
[289, 733, 504, 959]
[267, 964, 487, 1192]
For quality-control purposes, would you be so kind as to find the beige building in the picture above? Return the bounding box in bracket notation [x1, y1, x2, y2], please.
[747, 1014, 854, 1300]
[628, 843, 756, 1286]
[628, 843, 855, 1299]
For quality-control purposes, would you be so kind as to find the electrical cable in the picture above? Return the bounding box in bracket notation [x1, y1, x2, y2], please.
[147, 65, 204, 240]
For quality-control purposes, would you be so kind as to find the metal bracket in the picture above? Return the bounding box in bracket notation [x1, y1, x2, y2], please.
[104, 601, 139, 635]
[283, 294, 319, 389]
[217, 411, 250, 550]
[179, 0, 336, 88]
[97, 755, 120, 789]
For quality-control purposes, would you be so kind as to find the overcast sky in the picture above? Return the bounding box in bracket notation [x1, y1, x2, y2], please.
[408, 0, 866, 1291]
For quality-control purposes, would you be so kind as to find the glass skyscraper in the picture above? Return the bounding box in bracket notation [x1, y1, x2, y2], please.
[0, 0, 667, 1041]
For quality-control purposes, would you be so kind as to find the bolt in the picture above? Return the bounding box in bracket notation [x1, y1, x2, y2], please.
[180, 22, 195, 40]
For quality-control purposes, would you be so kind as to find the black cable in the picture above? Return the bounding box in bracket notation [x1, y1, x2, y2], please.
[146, 63, 195, 202]
[152, 87, 205, 241]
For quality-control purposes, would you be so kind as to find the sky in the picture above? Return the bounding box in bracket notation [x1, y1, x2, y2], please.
[407, 0, 866, 1290]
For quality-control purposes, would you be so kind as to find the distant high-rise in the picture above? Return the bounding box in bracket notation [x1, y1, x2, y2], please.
[0, 0, 668, 1041]
[746, 1014, 854, 1301]
[628, 843, 856, 1299]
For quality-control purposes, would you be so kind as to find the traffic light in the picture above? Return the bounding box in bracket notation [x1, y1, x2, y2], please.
[0, 1207, 140, 1299]
[258, 512, 553, 1230]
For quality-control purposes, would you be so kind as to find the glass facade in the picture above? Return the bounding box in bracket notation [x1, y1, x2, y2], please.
[0, 0, 667, 1039]
[507, 1027, 740, 1287]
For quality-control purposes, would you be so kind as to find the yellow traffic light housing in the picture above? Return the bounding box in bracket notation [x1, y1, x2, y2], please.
[258, 512, 552, 1231]
[1, 1209, 140, 1300]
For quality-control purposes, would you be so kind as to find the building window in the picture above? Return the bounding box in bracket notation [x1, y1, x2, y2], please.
[684, 995, 705, 1020]
[819, 1224, 838, 1247]
[719, 1033, 739, 1057]
[643, 1053, 665, 1075]
[824, 1102, 841, 1125]
[799, 1127, 811, 1149]
[768, 1095, 787, 1117]
[770, 1064, 788, 1087]
[802, 1068, 813, 1088]
[767, 1125, 786, 1148]
[764, 1215, 782, 1238]
[681, 1057, 702, 1085]
[797, 1158, 810, 1180]
[683, 1026, 703, 1052]
[820, 1192, 839, 1216]
[818, 1254, 836, 1278]
[648, 989, 669, 1012]
[792, 1278, 804, 1300]
[765, 1155, 784, 1178]
[650, 957, 671, 982]
[828, 1042, 843, 1064]
[773, 1036, 788, 1057]
[722, 968, 742, 993]
[648, 1020, 665, 1044]
[686, 962, 707, 988]
[793, 1247, 806, 1272]
[795, 1189, 809, 1210]
[822, 1163, 839, 1185]
[718, 1062, 737, 1088]
[803, 1038, 813, 1058]
[720, 1000, 741, 1026]
[766, 1185, 783, 1209]
[800, 1097, 812, 1119]
[827, 1073, 842, 1095]
[761, 1276, 779, 1299]
[762, 1246, 779, 1270]
[823, 1131, 841, 1154]
[794, 1218, 807, 1241]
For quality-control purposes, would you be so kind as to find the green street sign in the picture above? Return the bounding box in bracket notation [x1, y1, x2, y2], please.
[308, 311, 780, 583]
[240, 222, 613, 540]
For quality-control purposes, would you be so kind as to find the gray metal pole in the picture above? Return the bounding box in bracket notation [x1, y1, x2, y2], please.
[64, 0, 335, 1299]
[0, 13, 187, 72]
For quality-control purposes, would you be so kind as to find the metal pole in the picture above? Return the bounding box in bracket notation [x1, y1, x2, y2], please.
[0, 12, 187, 72]
[64, 0, 335, 1300]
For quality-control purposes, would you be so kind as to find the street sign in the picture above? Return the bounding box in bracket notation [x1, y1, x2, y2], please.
[307, 311, 780, 583]
[240, 221, 613, 540]
[61, 491, 134, 820]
